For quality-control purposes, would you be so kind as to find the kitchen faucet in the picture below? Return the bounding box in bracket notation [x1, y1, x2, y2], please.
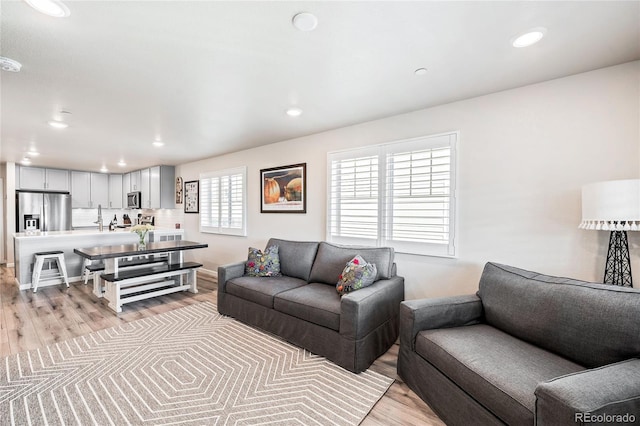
[95, 204, 104, 231]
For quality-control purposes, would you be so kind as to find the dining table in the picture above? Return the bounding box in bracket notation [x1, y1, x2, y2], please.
[75, 240, 207, 274]
[74, 240, 208, 312]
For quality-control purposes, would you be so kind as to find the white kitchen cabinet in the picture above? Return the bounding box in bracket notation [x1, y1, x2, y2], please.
[109, 174, 123, 209]
[19, 167, 45, 190]
[158, 165, 176, 209]
[140, 168, 151, 208]
[91, 173, 109, 208]
[18, 166, 69, 191]
[149, 166, 161, 208]
[130, 170, 141, 191]
[71, 171, 91, 208]
[123, 173, 131, 193]
[148, 166, 174, 209]
[45, 169, 70, 191]
[70, 171, 109, 208]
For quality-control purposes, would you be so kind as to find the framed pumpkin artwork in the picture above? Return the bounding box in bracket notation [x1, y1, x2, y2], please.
[260, 163, 306, 213]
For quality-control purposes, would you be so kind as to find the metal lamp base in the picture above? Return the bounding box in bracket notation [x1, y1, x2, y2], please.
[604, 230, 633, 287]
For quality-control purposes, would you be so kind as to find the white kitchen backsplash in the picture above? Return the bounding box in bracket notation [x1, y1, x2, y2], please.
[72, 208, 139, 228]
[144, 208, 184, 229]
[73, 208, 184, 229]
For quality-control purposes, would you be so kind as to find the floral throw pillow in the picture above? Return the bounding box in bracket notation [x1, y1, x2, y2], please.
[245, 245, 282, 277]
[336, 255, 377, 295]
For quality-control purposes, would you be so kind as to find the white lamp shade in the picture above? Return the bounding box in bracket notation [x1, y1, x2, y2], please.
[580, 179, 640, 231]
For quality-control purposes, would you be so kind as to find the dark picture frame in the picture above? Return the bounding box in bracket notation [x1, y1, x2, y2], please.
[184, 180, 199, 213]
[260, 163, 306, 213]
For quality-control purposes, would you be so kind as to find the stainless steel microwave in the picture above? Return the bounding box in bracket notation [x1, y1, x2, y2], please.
[127, 191, 141, 209]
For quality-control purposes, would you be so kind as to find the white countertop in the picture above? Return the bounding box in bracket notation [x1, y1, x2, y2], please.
[14, 228, 183, 239]
[14, 228, 133, 238]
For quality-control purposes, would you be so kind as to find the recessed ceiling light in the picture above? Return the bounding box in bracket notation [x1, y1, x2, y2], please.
[152, 141, 164, 147]
[286, 107, 303, 117]
[47, 120, 68, 129]
[100, 166, 109, 173]
[118, 160, 126, 167]
[0, 56, 22, 72]
[292, 12, 318, 32]
[512, 27, 547, 48]
[414, 68, 428, 76]
[24, 0, 70, 18]
[21, 157, 32, 165]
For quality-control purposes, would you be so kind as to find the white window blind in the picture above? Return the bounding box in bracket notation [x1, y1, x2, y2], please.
[200, 166, 247, 236]
[328, 133, 457, 257]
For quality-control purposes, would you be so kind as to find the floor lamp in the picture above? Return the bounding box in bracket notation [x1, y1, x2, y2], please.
[579, 179, 640, 287]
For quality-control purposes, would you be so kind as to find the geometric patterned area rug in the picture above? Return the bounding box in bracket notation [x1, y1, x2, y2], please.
[0, 302, 393, 425]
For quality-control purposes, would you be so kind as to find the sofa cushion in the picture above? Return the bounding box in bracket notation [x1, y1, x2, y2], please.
[336, 255, 377, 295]
[245, 245, 281, 277]
[267, 238, 319, 282]
[308, 242, 394, 285]
[274, 283, 341, 331]
[478, 262, 640, 368]
[415, 324, 584, 425]
[226, 276, 307, 308]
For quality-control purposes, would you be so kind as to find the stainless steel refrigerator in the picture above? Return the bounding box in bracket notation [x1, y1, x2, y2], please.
[16, 191, 72, 232]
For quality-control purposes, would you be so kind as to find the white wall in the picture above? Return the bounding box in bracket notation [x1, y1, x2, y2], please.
[3, 162, 16, 266]
[0, 162, 5, 264]
[0, 177, 4, 264]
[177, 61, 640, 299]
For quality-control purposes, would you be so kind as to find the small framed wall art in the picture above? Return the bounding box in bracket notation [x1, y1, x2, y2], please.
[184, 180, 199, 213]
[260, 163, 306, 213]
[175, 176, 183, 204]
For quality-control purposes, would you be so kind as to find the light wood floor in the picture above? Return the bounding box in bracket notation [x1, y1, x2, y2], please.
[0, 265, 444, 426]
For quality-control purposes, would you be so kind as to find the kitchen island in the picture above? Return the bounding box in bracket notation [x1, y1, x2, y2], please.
[13, 228, 184, 290]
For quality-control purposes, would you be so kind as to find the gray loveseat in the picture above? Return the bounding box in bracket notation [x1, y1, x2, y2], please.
[218, 238, 405, 373]
[398, 262, 640, 425]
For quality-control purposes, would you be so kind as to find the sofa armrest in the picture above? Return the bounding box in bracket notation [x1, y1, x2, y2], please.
[535, 359, 640, 425]
[399, 295, 483, 350]
[340, 276, 405, 340]
[217, 261, 245, 293]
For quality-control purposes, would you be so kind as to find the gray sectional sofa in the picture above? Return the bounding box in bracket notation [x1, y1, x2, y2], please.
[217, 238, 405, 373]
[398, 262, 640, 425]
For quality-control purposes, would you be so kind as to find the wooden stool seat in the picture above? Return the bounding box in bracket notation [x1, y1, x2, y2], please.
[32, 251, 70, 293]
[34, 250, 64, 256]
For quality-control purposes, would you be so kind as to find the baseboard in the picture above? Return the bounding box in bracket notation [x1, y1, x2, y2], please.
[17, 275, 83, 291]
[197, 268, 217, 280]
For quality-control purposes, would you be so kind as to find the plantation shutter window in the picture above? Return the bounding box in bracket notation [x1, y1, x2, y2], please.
[200, 166, 247, 236]
[328, 133, 457, 257]
[329, 151, 379, 244]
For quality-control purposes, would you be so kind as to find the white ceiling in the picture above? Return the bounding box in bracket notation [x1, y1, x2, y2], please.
[1, 1, 639, 173]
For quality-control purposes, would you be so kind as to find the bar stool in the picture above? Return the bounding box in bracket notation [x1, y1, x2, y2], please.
[32, 251, 70, 293]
